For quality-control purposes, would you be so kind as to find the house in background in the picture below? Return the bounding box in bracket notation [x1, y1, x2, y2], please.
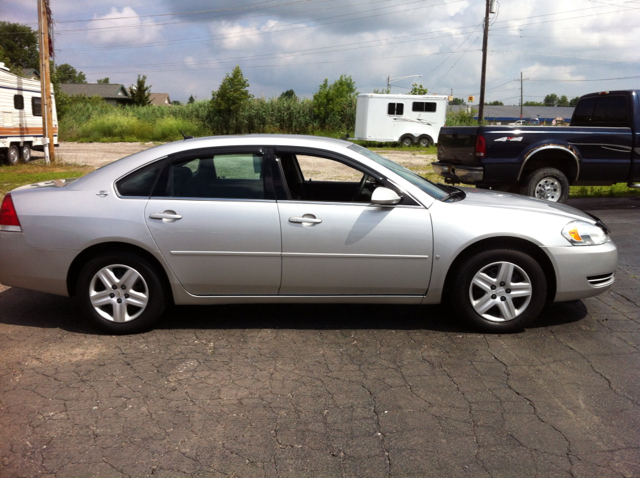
[59, 83, 132, 106]
[21, 68, 40, 80]
[149, 93, 171, 106]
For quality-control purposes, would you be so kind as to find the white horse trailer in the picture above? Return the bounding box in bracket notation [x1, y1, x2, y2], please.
[0, 63, 58, 165]
[353, 93, 448, 146]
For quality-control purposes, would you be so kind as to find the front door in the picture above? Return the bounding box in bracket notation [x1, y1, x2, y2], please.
[274, 149, 433, 295]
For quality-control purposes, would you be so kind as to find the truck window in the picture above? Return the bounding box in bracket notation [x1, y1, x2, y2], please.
[31, 97, 42, 116]
[387, 103, 404, 116]
[412, 102, 436, 112]
[14, 95, 24, 110]
[573, 95, 629, 127]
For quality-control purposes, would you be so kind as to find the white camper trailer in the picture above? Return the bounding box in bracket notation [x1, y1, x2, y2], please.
[353, 93, 448, 146]
[0, 63, 58, 165]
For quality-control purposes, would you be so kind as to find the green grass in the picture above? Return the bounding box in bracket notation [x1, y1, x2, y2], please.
[0, 162, 94, 197]
[570, 183, 640, 199]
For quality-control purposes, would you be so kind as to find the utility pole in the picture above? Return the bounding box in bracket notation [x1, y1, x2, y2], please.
[37, 0, 55, 163]
[478, 0, 497, 125]
[515, 72, 529, 119]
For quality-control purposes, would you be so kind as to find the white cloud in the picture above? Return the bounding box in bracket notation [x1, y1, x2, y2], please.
[86, 6, 163, 45]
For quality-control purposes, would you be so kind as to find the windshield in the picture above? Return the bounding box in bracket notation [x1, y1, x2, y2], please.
[348, 144, 449, 200]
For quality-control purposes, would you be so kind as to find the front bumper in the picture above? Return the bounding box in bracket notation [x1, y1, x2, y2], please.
[432, 161, 484, 183]
[544, 241, 618, 302]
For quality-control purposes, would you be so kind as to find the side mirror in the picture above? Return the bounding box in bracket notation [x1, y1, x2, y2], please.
[371, 187, 401, 205]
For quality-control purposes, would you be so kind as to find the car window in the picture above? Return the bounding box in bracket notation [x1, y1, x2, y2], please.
[165, 153, 267, 200]
[276, 151, 384, 203]
[116, 161, 163, 197]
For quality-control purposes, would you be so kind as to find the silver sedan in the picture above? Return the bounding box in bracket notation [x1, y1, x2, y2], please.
[0, 135, 617, 334]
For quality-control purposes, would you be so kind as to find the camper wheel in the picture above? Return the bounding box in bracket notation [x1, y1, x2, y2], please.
[20, 144, 31, 162]
[6, 145, 20, 166]
[417, 135, 433, 147]
[399, 135, 415, 147]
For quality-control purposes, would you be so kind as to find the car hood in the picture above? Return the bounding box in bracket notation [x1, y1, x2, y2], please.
[456, 187, 595, 222]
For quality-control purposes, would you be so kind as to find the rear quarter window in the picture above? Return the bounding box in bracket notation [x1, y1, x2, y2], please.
[116, 162, 162, 197]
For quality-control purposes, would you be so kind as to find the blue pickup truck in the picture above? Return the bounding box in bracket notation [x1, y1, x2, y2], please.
[433, 90, 640, 202]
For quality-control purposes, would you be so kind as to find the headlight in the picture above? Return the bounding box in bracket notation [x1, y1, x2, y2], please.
[561, 220, 609, 246]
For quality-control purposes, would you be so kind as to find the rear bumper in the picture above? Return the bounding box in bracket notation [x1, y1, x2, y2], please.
[432, 161, 484, 183]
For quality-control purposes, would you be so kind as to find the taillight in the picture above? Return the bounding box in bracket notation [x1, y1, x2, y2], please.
[475, 135, 487, 158]
[0, 194, 22, 232]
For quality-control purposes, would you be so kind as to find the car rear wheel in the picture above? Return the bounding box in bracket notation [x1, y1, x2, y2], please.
[77, 252, 166, 334]
[451, 249, 547, 332]
[6, 145, 20, 166]
[521, 167, 569, 203]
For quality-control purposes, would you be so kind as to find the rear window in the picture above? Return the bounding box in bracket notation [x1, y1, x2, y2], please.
[572, 95, 630, 126]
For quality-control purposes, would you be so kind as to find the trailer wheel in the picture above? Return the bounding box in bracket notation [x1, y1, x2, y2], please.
[20, 144, 31, 162]
[6, 145, 20, 166]
[399, 135, 415, 147]
[417, 135, 433, 147]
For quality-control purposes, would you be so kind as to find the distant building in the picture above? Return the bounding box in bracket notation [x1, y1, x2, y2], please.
[451, 105, 575, 124]
[21, 68, 40, 80]
[59, 83, 132, 106]
[149, 93, 172, 106]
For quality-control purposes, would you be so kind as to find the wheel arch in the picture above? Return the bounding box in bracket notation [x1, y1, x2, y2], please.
[518, 145, 580, 182]
[442, 236, 557, 303]
[67, 242, 174, 303]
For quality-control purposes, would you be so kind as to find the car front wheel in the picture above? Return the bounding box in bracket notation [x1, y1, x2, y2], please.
[77, 252, 166, 334]
[451, 249, 547, 332]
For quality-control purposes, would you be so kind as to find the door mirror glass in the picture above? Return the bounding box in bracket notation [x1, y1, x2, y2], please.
[371, 187, 401, 205]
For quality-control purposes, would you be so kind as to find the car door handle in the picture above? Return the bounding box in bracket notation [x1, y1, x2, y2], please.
[149, 211, 182, 222]
[289, 215, 322, 225]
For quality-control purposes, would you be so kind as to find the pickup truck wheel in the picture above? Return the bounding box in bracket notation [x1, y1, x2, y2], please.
[521, 167, 569, 203]
[399, 135, 415, 147]
[451, 249, 547, 333]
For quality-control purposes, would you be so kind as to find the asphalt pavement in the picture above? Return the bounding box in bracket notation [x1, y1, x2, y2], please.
[0, 198, 638, 478]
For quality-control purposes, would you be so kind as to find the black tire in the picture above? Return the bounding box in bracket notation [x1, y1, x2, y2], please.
[20, 144, 31, 162]
[450, 249, 547, 333]
[6, 145, 20, 166]
[520, 167, 569, 203]
[417, 135, 432, 147]
[399, 135, 415, 147]
[77, 252, 166, 334]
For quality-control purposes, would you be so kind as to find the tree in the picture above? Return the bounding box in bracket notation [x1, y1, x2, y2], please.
[556, 95, 569, 107]
[210, 66, 253, 133]
[373, 87, 391, 94]
[55, 63, 87, 83]
[544, 93, 559, 107]
[449, 97, 466, 105]
[524, 101, 544, 106]
[313, 75, 358, 129]
[569, 96, 580, 107]
[129, 75, 152, 106]
[486, 100, 504, 105]
[279, 89, 297, 101]
[188, 95, 195, 104]
[409, 83, 428, 95]
[211, 66, 252, 113]
[171, 100, 182, 106]
[97, 77, 110, 84]
[0, 22, 39, 70]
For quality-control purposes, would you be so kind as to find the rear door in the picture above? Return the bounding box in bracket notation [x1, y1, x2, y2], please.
[143, 147, 282, 295]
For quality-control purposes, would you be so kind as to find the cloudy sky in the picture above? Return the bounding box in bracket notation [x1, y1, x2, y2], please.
[2, 0, 640, 103]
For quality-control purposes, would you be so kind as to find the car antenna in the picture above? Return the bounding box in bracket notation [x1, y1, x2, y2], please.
[180, 130, 194, 140]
